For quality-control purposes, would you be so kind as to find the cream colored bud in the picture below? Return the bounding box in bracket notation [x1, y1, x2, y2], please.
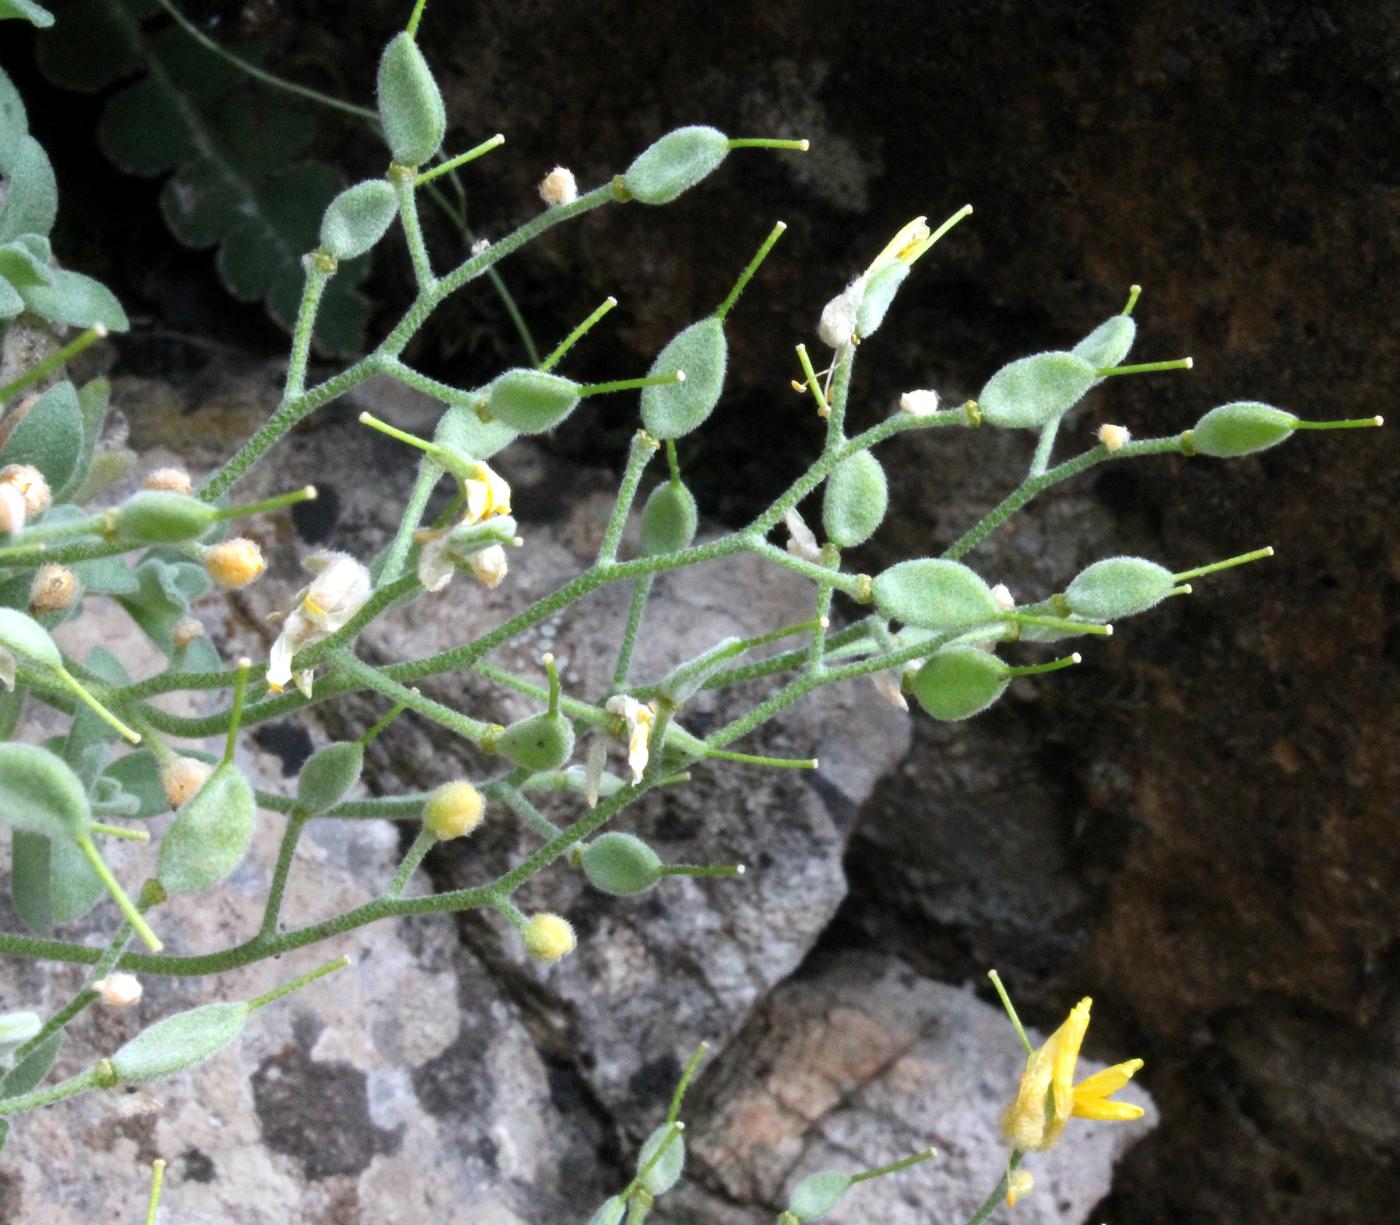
[538, 165, 578, 207]
[92, 972, 143, 1008]
[991, 582, 1015, 611]
[161, 756, 213, 808]
[423, 781, 485, 840]
[1097, 423, 1131, 452]
[144, 467, 193, 495]
[521, 912, 576, 962]
[0, 464, 51, 516]
[470, 237, 491, 256]
[468, 543, 509, 588]
[899, 389, 941, 417]
[28, 564, 79, 615]
[0, 483, 28, 535]
[173, 617, 205, 648]
[205, 537, 267, 590]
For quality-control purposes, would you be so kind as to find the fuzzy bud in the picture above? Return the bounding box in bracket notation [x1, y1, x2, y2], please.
[468, 543, 509, 589]
[422, 780, 484, 840]
[1098, 423, 1131, 452]
[521, 912, 576, 962]
[0, 464, 51, 517]
[173, 617, 205, 648]
[28, 564, 78, 615]
[0, 483, 26, 534]
[161, 756, 213, 808]
[143, 467, 193, 495]
[899, 388, 941, 417]
[991, 582, 1015, 611]
[538, 165, 578, 207]
[204, 538, 267, 590]
[93, 972, 143, 1009]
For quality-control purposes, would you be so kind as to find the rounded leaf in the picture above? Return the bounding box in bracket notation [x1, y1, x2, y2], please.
[376, 32, 445, 166]
[0, 381, 83, 493]
[979, 351, 1097, 429]
[636, 1123, 686, 1195]
[624, 125, 730, 205]
[1065, 556, 1174, 621]
[586, 1197, 626, 1225]
[0, 135, 57, 243]
[640, 480, 698, 555]
[319, 180, 399, 260]
[911, 647, 1010, 721]
[114, 491, 218, 543]
[110, 1001, 249, 1085]
[296, 741, 364, 815]
[0, 742, 90, 839]
[10, 828, 104, 932]
[822, 450, 887, 547]
[1191, 402, 1296, 458]
[496, 713, 576, 772]
[487, 369, 582, 433]
[873, 559, 1002, 631]
[640, 318, 727, 440]
[788, 1170, 854, 1221]
[1072, 315, 1136, 372]
[856, 261, 909, 338]
[17, 269, 127, 332]
[582, 832, 663, 896]
[157, 763, 257, 894]
[0, 607, 62, 670]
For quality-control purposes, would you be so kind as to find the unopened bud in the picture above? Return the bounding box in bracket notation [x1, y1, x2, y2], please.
[539, 165, 578, 207]
[172, 617, 204, 648]
[28, 564, 79, 615]
[204, 538, 267, 590]
[521, 912, 576, 962]
[161, 756, 213, 809]
[144, 467, 193, 495]
[92, 972, 143, 1009]
[0, 483, 26, 534]
[0, 464, 51, 517]
[991, 582, 1015, 611]
[1098, 423, 1131, 452]
[899, 388, 941, 417]
[422, 780, 484, 839]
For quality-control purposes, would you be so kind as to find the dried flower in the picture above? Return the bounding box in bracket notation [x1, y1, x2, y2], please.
[161, 756, 213, 808]
[93, 972, 143, 1008]
[144, 467, 193, 495]
[539, 165, 578, 207]
[605, 694, 656, 783]
[28, 565, 78, 615]
[899, 389, 941, 417]
[783, 507, 824, 566]
[1098, 424, 1131, 452]
[172, 617, 205, 648]
[267, 551, 371, 698]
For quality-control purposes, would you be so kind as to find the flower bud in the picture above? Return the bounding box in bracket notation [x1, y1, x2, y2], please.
[143, 467, 193, 495]
[900, 389, 940, 417]
[319, 180, 400, 260]
[496, 713, 575, 771]
[978, 352, 1097, 429]
[911, 647, 1009, 721]
[422, 780, 484, 840]
[991, 582, 1015, 611]
[538, 165, 578, 207]
[640, 479, 698, 556]
[822, 449, 887, 547]
[28, 564, 78, 615]
[93, 972, 143, 1009]
[377, 32, 446, 166]
[1097, 423, 1131, 451]
[172, 617, 204, 648]
[623, 125, 730, 205]
[204, 537, 266, 590]
[641, 318, 726, 440]
[521, 912, 576, 962]
[114, 491, 217, 543]
[487, 369, 582, 433]
[0, 464, 51, 517]
[1189, 402, 1295, 457]
[581, 831, 664, 895]
[160, 756, 213, 809]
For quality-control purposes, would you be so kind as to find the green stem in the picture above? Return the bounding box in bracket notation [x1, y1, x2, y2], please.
[987, 969, 1033, 1055]
[414, 134, 505, 186]
[247, 955, 349, 1011]
[222, 658, 251, 766]
[386, 827, 436, 898]
[580, 373, 683, 397]
[330, 649, 495, 745]
[965, 1152, 1023, 1225]
[1290, 415, 1385, 430]
[745, 537, 866, 599]
[850, 1147, 937, 1183]
[1095, 357, 1192, 378]
[660, 863, 744, 879]
[392, 169, 435, 288]
[598, 431, 659, 564]
[54, 666, 140, 744]
[612, 575, 655, 692]
[727, 137, 809, 151]
[259, 811, 308, 938]
[499, 787, 565, 842]
[405, 0, 428, 35]
[667, 1042, 709, 1124]
[0, 326, 107, 407]
[540, 297, 618, 372]
[75, 836, 162, 952]
[714, 221, 786, 322]
[1122, 284, 1142, 315]
[0, 1064, 104, 1117]
[376, 458, 443, 586]
[285, 255, 335, 400]
[1029, 415, 1061, 478]
[1172, 546, 1275, 583]
[214, 484, 318, 521]
[89, 822, 149, 843]
[145, 1160, 166, 1225]
[793, 342, 829, 416]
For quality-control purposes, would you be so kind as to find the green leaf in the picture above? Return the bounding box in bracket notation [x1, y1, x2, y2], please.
[1, 1030, 63, 1097]
[0, 742, 92, 839]
[99, 76, 195, 175]
[70, 553, 137, 596]
[0, 136, 58, 242]
[114, 556, 210, 658]
[100, 749, 168, 820]
[0, 0, 55, 30]
[56, 376, 115, 503]
[110, 1001, 249, 1085]
[0, 64, 27, 148]
[0, 380, 84, 493]
[18, 268, 128, 332]
[62, 646, 130, 786]
[36, 0, 159, 92]
[156, 763, 257, 894]
[10, 828, 104, 931]
[0, 276, 22, 320]
[0, 239, 54, 288]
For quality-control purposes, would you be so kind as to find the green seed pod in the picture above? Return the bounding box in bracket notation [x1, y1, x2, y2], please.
[1190, 402, 1296, 457]
[636, 1123, 686, 1195]
[586, 1198, 626, 1225]
[623, 125, 730, 205]
[109, 1001, 249, 1085]
[296, 741, 364, 815]
[855, 261, 909, 338]
[873, 559, 1002, 631]
[496, 713, 576, 771]
[640, 318, 727, 440]
[114, 491, 218, 543]
[640, 480, 698, 555]
[319, 180, 400, 260]
[487, 369, 582, 433]
[376, 32, 445, 167]
[157, 763, 257, 894]
[0, 742, 90, 839]
[978, 351, 1097, 429]
[822, 449, 888, 547]
[787, 1170, 854, 1221]
[0, 607, 62, 672]
[581, 832, 663, 896]
[435, 401, 517, 462]
[1065, 556, 1175, 621]
[1072, 315, 1136, 373]
[911, 647, 1010, 721]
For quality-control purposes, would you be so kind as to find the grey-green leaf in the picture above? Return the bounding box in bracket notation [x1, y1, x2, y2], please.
[18, 268, 128, 332]
[1, 1031, 62, 1097]
[0, 136, 57, 242]
[100, 750, 169, 821]
[11, 829, 104, 932]
[0, 380, 84, 492]
[110, 1001, 249, 1085]
[156, 763, 257, 894]
[0, 742, 91, 839]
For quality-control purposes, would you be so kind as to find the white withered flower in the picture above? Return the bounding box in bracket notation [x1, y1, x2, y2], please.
[899, 389, 941, 417]
[538, 165, 578, 207]
[418, 460, 515, 594]
[93, 972, 143, 1008]
[267, 551, 371, 698]
[605, 694, 656, 784]
[1098, 423, 1131, 452]
[467, 543, 509, 589]
[783, 507, 824, 565]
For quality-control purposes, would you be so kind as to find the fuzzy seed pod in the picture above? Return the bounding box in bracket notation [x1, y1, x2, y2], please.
[319, 180, 400, 260]
[581, 832, 663, 896]
[28, 564, 78, 615]
[160, 756, 213, 809]
[143, 467, 193, 495]
[521, 912, 576, 962]
[377, 32, 446, 166]
[623, 125, 729, 205]
[422, 781, 484, 840]
[204, 538, 266, 590]
[639, 480, 698, 556]
[978, 352, 1097, 429]
[487, 369, 582, 433]
[115, 491, 217, 543]
[1190, 402, 1296, 457]
[822, 449, 888, 547]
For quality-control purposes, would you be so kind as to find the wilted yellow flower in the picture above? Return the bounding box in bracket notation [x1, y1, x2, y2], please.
[605, 694, 655, 783]
[1000, 997, 1144, 1152]
[267, 551, 371, 697]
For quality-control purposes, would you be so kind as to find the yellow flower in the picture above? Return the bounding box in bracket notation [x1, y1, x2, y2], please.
[605, 694, 656, 783]
[866, 215, 935, 273]
[463, 460, 511, 524]
[1000, 997, 1144, 1152]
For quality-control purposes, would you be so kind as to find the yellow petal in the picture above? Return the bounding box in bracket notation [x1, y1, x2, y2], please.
[1072, 1058, 1143, 1102]
[1048, 998, 1091, 1125]
[868, 216, 929, 273]
[1071, 1097, 1145, 1123]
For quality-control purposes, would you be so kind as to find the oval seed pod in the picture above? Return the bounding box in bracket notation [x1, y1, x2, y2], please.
[0, 742, 90, 840]
[156, 763, 257, 894]
[1072, 315, 1136, 373]
[978, 352, 1097, 429]
[586, 1198, 626, 1225]
[623, 125, 730, 205]
[1190, 402, 1296, 457]
[787, 1170, 855, 1221]
[296, 741, 364, 815]
[1065, 556, 1175, 621]
[855, 261, 909, 338]
[873, 559, 1003, 631]
[640, 318, 727, 440]
[0, 607, 63, 672]
[496, 713, 576, 772]
[822, 450, 888, 547]
[109, 1001, 249, 1085]
[911, 647, 1010, 721]
[435, 400, 517, 462]
[114, 491, 217, 543]
[319, 180, 400, 260]
[640, 479, 698, 555]
[376, 32, 446, 166]
[487, 369, 582, 433]
[581, 832, 663, 896]
[636, 1123, 686, 1195]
